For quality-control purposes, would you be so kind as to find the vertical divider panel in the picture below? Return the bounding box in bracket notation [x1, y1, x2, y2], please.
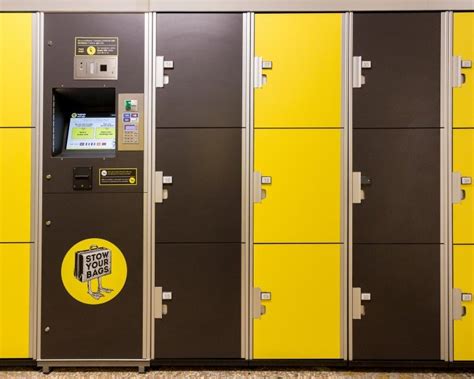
[150, 11, 157, 361]
[143, 11, 153, 361]
[440, 10, 451, 362]
[34, 11, 44, 361]
[248, 11, 256, 361]
[347, 11, 354, 362]
[341, 12, 350, 361]
[242, 12, 251, 360]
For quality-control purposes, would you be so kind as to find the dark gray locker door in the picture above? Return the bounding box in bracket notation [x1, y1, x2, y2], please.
[41, 193, 143, 359]
[353, 12, 440, 128]
[353, 129, 440, 244]
[155, 13, 242, 128]
[353, 244, 440, 360]
[155, 128, 242, 243]
[154, 243, 241, 358]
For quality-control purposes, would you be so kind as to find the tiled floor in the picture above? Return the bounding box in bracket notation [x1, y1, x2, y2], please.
[1, 370, 474, 378]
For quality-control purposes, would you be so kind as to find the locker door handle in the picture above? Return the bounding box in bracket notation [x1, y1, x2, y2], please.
[155, 171, 171, 203]
[156, 56, 174, 88]
[453, 288, 468, 320]
[353, 288, 364, 319]
[353, 288, 371, 319]
[154, 287, 169, 319]
[453, 56, 472, 88]
[453, 172, 467, 204]
[352, 172, 365, 204]
[353, 56, 371, 88]
[253, 287, 269, 319]
[254, 171, 270, 203]
[254, 57, 272, 88]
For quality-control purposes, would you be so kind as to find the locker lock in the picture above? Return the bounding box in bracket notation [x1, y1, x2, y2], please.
[461, 176, 472, 185]
[162, 291, 173, 300]
[361, 293, 371, 301]
[462, 60, 473, 69]
[156, 56, 174, 88]
[361, 176, 371, 186]
[254, 57, 273, 88]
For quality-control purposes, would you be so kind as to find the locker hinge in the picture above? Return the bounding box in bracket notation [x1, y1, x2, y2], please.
[452, 172, 467, 204]
[253, 287, 271, 319]
[353, 287, 371, 319]
[353, 56, 371, 88]
[155, 171, 172, 203]
[154, 287, 171, 319]
[452, 56, 472, 88]
[254, 57, 273, 88]
[156, 56, 174, 88]
[253, 171, 271, 203]
[453, 288, 471, 320]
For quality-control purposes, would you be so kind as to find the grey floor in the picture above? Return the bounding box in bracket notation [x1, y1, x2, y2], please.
[1, 369, 474, 378]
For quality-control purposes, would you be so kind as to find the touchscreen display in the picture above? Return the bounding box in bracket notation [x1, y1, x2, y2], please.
[65, 113, 116, 150]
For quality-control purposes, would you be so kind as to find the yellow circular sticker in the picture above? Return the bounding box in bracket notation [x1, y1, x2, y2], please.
[87, 46, 96, 55]
[129, 177, 136, 184]
[61, 238, 127, 305]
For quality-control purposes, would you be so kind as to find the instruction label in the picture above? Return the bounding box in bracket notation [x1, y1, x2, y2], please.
[75, 37, 119, 56]
[99, 168, 137, 186]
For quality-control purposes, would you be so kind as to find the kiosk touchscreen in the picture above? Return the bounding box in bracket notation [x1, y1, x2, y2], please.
[65, 113, 116, 151]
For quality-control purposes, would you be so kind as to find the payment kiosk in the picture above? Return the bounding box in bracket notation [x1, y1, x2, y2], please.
[38, 13, 148, 371]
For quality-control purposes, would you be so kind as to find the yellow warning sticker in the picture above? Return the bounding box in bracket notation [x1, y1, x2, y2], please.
[75, 37, 119, 56]
[99, 168, 138, 186]
[61, 238, 127, 305]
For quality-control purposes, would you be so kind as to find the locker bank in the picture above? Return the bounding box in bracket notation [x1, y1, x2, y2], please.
[0, 0, 474, 372]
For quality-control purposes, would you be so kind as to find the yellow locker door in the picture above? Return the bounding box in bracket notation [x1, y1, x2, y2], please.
[0, 129, 31, 242]
[254, 129, 341, 243]
[253, 244, 341, 359]
[454, 245, 474, 360]
[453, 129, 474, 244]
[0, 244, 30, 358]
[255, 14, 342, 128]
[0, 13, 32, 127]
